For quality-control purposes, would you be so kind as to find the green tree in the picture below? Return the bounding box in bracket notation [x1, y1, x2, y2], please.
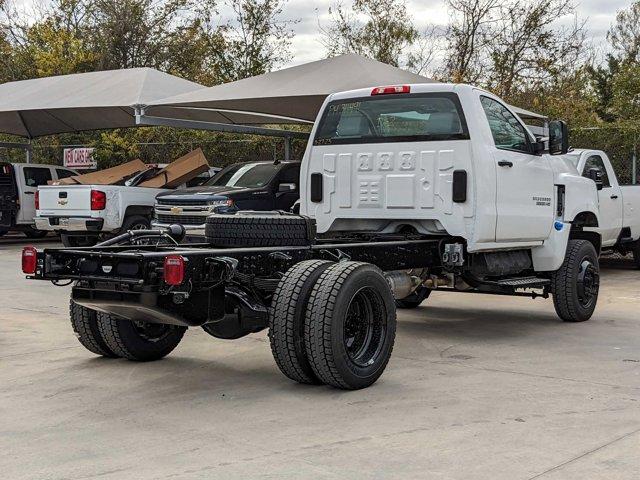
[607, 0, 640, 64]
[321, 0, 418, 67]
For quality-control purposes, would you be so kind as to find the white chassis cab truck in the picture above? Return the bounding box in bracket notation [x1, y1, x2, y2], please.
[564, 149, 640, 267]
[23, 84, 603, 390]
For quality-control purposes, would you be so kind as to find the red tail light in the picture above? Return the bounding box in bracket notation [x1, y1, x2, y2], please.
[90, 190, 106, 210]
[371, 85, 411, 95]
[164, 255, 185, 286]
[22, 246, 38, 274]
[35, 190, 39, 210]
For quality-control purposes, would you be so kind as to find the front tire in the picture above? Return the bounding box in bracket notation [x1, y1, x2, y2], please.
[551, 239, 600, 322]
[70, 301, 118, 357]
[269, 260, 333, 385]
[97, 313, 186, 361]
[305, 262, 397, 390]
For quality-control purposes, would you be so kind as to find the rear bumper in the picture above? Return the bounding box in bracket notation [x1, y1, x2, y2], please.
[35, 216, 104, 232]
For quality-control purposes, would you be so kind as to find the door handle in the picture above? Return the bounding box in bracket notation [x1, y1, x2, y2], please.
[24, 191, 34, 195]
[611, 195, 619, 199]
[498, 160, 513, 168]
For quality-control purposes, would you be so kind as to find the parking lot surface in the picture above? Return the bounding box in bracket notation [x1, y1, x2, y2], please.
[1, 238, 639, 480]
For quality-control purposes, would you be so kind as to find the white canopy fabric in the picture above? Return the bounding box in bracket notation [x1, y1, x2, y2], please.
[147, 54, 434, 124]
[0, 68, 206, 138]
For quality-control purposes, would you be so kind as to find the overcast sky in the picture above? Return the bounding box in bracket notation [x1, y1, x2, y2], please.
[224, 0, 633, 68]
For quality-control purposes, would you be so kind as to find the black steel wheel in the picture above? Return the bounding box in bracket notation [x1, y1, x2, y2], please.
[551, 239, 600, 322]
[395, 286, 431, 309]
[97, 313, 186, 361]
[305, 261, 396, 390]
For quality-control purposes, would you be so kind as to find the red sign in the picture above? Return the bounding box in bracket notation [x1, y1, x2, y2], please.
[63, 148, 96, 169]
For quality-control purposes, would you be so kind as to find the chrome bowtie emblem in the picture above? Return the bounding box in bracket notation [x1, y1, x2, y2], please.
[170, 206, 183, 214]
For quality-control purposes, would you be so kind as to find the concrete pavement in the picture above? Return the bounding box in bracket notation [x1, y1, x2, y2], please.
[1, 239, 639, 479]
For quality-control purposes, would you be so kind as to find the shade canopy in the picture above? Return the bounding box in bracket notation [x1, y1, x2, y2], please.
[0, 68, 206, 138]
[147, 54, 434, 124]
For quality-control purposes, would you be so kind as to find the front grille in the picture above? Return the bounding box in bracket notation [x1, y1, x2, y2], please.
[157, 214, 206, 225]
[157, 198, 208, 206]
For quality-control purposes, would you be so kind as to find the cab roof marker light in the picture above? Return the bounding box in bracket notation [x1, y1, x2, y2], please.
[371, 85, 411, 96]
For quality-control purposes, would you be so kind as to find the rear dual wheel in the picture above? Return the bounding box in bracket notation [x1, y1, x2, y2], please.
[269, 261, 397, 390]
[69, 301, 185, 361]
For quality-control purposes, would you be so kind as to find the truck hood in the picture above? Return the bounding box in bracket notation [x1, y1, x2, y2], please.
[156, 185, 250, 201]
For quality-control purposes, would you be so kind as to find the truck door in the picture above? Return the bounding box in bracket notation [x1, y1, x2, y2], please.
[480, 96, 554, 242]
[581, 154, 623, 247]
[19, 166, 52, 223]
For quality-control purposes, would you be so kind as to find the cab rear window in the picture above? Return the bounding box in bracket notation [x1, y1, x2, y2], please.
[313, 93, 469, 146]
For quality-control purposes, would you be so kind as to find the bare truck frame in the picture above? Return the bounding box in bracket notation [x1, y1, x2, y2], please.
[22, 214, 596, 390]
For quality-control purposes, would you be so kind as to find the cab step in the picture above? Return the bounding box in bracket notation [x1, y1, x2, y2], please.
[487, 277, 551, 289]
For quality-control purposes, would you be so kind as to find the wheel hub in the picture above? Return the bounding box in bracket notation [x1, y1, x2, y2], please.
[133, 321, 172, 342]
[343, 287, 386, 367]
[577, 259, 599, 307]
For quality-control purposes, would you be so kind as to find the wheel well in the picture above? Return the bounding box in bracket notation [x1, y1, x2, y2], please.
[570, 230, 601, 255]
[572, 211, 599, 228]
[124, 205, 153, 218]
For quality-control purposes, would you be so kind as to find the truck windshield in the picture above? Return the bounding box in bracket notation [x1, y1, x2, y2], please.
[207, 163, 279, 188]
[314, 93, 469, 145]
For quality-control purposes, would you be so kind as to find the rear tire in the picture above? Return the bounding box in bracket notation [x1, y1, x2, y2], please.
[305, 262, 397, 390]
[120, 215, 150, 233]
[269, 260, 333, 385]
[551, 239, 600, 322]
[69, 301, 118, 358]
[97, 313, 186, 361]
[395, 286, 431, 309]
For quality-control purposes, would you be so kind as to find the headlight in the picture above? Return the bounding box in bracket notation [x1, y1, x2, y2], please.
[209, 199, 234, 207]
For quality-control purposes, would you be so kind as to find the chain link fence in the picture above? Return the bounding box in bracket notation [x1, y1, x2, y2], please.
[571, 125, 639, 185]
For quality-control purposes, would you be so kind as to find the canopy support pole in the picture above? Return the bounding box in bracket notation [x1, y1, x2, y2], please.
[284, 137, 292, 161]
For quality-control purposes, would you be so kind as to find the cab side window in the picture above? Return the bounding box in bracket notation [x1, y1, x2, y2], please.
[583, 155, 611, 188]
[480, 96, 531, 154]
[56, 169, 76, 180]
[23, 167, 52, 187]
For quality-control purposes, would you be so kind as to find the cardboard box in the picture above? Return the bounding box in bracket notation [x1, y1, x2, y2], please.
[139, 149, 209, 188]
[48, 159, 148, 186]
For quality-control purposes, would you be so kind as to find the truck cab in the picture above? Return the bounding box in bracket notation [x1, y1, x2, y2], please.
[153, 160, 301, 238]
[0, 162, 76, 237]
[301, 83, 599, 271]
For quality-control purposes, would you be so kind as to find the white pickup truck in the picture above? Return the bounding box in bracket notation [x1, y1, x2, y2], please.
[564, 149, 640, 267]
[35, 167, 219, 247]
